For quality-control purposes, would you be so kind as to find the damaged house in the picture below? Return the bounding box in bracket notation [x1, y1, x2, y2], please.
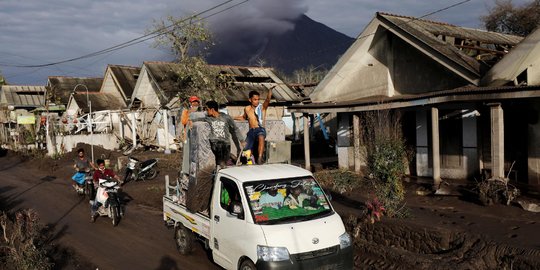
[45, 76, 105, 154]
[129, 61, 302, 157]
[0, 85, 46, 148]
[65, 65, 141, 148]
[290, 12, 540, 188]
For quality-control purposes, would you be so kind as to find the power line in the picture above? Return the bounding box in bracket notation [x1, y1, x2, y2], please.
[0, 0, 246, 68]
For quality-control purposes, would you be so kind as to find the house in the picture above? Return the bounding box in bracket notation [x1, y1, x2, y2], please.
[0, 85, 46, 146]
[290, 12, 540, 188]
[100, 64, 141, 107]
[46, 76, 103, 106]
[129, 62, 302, 151]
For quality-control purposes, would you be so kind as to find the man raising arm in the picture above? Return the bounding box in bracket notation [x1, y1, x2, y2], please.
[235, 86, 274, 164]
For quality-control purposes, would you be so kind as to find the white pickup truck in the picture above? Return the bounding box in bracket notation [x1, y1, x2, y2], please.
[163, 164, 353, 269]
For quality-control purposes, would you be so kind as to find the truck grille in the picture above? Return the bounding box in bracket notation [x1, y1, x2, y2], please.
[292, 245, 339, 261]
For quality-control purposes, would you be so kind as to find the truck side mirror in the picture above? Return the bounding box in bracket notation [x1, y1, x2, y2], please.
[229, 201, 244, 220]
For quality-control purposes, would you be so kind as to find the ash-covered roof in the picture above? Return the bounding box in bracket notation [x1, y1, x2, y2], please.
[72, 92, 124, 112]
[47, 76, 103, 105]
[378, 12, 523, 76]
[142, 62, 302, 105]
[108, 65, 141, 99]
[0, 85, 45, 108]
[292, 84, 540, 113]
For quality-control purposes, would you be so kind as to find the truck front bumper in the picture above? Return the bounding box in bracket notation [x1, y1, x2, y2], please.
[255, 245, 353, 270]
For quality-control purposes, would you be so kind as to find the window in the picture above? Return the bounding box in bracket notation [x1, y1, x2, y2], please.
[219, 177, 240, 211]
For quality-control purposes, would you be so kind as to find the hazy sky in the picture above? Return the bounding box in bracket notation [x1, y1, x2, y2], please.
[0, 0, 528, 85]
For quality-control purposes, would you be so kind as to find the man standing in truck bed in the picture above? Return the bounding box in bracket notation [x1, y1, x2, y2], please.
[201, 101, 244, 168]
[235, 86, 274, 164]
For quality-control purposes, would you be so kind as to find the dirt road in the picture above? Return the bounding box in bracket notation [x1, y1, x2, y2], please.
[0, 155, 219, 270]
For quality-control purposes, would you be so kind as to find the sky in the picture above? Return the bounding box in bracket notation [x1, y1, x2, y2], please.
[0, 0, 529, 85]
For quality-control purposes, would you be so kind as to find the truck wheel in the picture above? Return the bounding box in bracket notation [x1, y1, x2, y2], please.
[175, 225, 194, 255]
[239, 259, 256, 270]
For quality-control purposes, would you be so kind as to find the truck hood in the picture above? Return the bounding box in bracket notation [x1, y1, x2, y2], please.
[260, 212, 345, 254]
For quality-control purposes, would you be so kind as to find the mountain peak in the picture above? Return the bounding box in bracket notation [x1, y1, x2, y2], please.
[207, 14, 354, 75]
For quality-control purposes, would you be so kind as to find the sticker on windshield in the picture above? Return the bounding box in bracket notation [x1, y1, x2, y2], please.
[244, 177, 331, 223]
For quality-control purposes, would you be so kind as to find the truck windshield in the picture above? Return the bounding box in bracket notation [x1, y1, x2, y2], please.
[243, 177, 332, 225]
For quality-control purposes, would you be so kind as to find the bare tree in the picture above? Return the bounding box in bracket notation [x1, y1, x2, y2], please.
[148, 15, 234, 103]
[481, 0, 540, 36]
[0, 70, 5, 85]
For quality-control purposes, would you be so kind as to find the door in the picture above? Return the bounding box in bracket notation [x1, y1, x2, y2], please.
[211, 177, 246, 269]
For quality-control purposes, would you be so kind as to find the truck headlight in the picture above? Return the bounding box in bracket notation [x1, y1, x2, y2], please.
[257, 245, 290, 262]
[339, 232, 351, 249]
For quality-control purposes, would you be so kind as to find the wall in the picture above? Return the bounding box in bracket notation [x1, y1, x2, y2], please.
[134, 69, 161, 109]
[528, 100, 540, 185]
[416, 108, 479, 180]
[337, 113, 353, 169]
[48, 133, 119, 156]
[462, 115, 479, 179]
[310, 22, 390, 102]
[390, 36, 469, 95]
[101, 71, 126, 106]
[416, 110, 431, 177]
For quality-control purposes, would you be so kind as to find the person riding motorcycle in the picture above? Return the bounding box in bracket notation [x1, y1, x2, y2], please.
[91, 159, 121, 222]
[71, 148, 95, 190]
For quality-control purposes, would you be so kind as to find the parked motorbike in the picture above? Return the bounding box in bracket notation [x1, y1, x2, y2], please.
[73, 171, 94, 199]
[93, 178, 123, 226]
[123, 156, 158, 183]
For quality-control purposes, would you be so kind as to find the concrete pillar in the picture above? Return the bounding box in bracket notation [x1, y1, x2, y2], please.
[490, 103, 505, 179]
[431, 107, 441, 187]
[353, 114, 361, 173]
[163, 109, 171, 154]
[293, 112, 301, 141]
[131, 113, 137, 149]
[303, 113, 311, 170]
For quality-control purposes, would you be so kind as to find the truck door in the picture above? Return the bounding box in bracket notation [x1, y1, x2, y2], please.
[211, 177, 246, 269]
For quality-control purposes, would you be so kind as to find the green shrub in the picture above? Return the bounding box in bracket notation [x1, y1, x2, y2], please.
[362, 110, 407, 217]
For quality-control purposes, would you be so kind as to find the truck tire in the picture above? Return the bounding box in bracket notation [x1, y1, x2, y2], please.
[175, 225, 194, 255]
[239, 259, 256, 270]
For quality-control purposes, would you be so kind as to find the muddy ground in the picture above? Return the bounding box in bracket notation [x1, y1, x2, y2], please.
[1, 144, 540, 269]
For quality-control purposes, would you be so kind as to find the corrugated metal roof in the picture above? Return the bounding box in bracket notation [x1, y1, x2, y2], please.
[47, 76, 103, 104]
[481, 27, 540, 86]
[0, 85, 45, 107]
[378, 12, 523, 76]
[72, 92, 125, 112]
[108, 65, 141, 99]
[292, 84, 540, 110]
[142, 62, 302, 104]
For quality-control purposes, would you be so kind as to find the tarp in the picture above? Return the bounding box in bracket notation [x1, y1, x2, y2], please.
[185, 120, 216, 213]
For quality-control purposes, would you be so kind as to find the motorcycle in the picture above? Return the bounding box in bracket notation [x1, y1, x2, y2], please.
[93, 178, 123, 226]
[73, 170, 94, 199]
[123, 156, 159, 183]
